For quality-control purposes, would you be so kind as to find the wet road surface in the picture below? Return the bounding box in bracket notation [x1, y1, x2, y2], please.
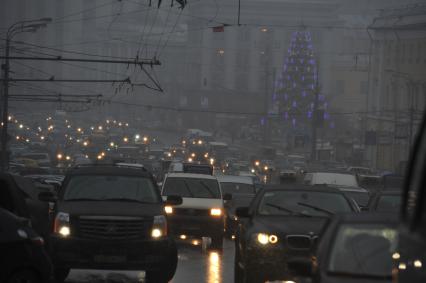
[65, 239, 235, 283]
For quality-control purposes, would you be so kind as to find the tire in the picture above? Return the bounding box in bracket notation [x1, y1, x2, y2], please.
[209, 235, 224, 250]
[54, 268, 70, 283]
[7, 270, 40, 283]
[146, 246, 178, 283]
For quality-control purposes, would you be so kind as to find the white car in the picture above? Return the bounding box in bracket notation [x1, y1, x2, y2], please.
[161, 173, 224, 249]
[304, 172, 359, 187]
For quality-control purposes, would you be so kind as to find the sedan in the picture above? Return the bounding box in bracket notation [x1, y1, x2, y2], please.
[234, 185, 359, 283]
[289, 213, 398, 283]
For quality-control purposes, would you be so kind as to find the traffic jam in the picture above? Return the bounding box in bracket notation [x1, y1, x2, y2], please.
[1, 0, 426, 283]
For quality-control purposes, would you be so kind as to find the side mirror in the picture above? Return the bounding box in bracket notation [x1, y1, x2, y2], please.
[287, 258, 313, 277]
[166, 195, 183, 205]
[223, 193, 232, 201]
[235, 207, 250, 218]
[38, 191, 57, 202]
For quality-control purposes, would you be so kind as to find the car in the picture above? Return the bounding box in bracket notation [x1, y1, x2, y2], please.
[289, 213, 398, 283]
[43, 164, 182, 283]
[0, 207, 53, 283]
[347, 166, 373, 175]
[234, 185, 359, 283]
[217, 175, 257, 238]
[19, 152, 52, 168]
[304, 172, 359, 187]
[161, 172, 225, 249]
[0, 173, 51, 239]
[368, 190, 402, 212]
[395, 113, 426, 283]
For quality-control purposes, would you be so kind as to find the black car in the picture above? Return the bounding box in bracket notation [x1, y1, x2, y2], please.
[41, 164, 182, 283]
[290, 213, 398, 283]
[0, 207, 53, 283]
[0, 173, 51, 239]
[396, 113, 426, 283]
[234, 185, 359, 283]
[368, 190, 402, 212]
[218, 175, 257, 238]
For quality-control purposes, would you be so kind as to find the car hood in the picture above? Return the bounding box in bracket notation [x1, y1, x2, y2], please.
[57, 201, 163, 217]
[253, 215, 329, 235]
[320, 275, 391, 283]
[163, 197, 223, 209]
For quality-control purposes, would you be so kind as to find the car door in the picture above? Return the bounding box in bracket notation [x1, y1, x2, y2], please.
[397, 115, 426, 282]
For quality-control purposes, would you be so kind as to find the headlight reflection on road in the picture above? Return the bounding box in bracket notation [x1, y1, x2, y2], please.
[207, 251, 222, 283]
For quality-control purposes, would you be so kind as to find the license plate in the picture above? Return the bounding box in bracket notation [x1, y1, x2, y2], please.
[93, 255, 126, 263]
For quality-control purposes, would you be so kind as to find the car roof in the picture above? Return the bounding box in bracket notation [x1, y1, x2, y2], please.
[261, 184, 344, 194]
[216, 175, 253, 184]
[66, 165, 152, 177]
[165, 172, 217, 180]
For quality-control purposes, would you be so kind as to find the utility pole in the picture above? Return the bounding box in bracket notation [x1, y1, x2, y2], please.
[1, 18, 51, 172]
[310, 62, 320, 162]
[237, 0, 241, 26]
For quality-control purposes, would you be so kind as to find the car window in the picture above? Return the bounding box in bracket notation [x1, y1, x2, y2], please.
[377, 195, 402, 212]
[162, 177, 221, 199]
[328, 224, 397, 277]
[63, 175, 160, 203]
[258, 191, 352, 216]
[220, 182, 255, 195]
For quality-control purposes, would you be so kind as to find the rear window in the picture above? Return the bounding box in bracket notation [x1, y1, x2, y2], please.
[221, 182, 255, 195]
[63, 175, 160, 203]
[162, 177, 220, 199]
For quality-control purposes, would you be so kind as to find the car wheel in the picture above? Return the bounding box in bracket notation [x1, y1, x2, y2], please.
[7, 270, 40, 283]
[54, 268, 70, 283]
[209, 235, 224, 250]
[146, 246, 178, 283]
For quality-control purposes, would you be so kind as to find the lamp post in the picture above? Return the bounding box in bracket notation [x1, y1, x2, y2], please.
[1, 18, 51, 172]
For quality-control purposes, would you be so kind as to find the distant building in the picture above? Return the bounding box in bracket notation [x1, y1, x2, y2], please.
[366, 3, 426, 172]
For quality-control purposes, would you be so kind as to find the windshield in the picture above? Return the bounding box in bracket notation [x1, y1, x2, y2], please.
[377, 195, 402, 212]
[258, 191, 352, 216]
[220, 182, 255, 195]
[328, 224, 397, 277]
[162, 177, 221, 199]
[63, 175, 160, 203]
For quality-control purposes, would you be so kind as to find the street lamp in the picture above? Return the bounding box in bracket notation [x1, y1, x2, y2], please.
[1, 18, 51, 171]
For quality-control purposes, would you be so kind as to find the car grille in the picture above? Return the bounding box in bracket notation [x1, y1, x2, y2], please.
[286, 235, 316, 250]
[173, 208, 209, 216]
[78, 216, 150, 240]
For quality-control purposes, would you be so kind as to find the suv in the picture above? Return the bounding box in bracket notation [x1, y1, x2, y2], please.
[41, 164, 182, 283]
[161, 173, 225, 249]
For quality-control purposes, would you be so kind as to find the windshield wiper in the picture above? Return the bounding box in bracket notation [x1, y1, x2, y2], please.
[200, 181, 217, 198]
[266, 203, 312, 217]
[297, 202, 334, 216]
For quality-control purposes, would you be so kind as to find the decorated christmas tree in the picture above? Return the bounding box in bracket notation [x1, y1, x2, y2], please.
[272, 30, 333, 131]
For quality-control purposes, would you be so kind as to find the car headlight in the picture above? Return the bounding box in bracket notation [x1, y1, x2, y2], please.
[253, 233, 279, 245]
[54, 212, 71, 237]
[151, 215, 167, 238]
[210, 208, 222, 216]
[164, 205, 173, 214]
